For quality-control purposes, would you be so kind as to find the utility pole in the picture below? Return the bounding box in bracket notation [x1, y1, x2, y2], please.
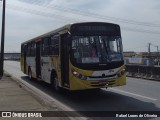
[0, 0, 6, 76]
[155, 45, 159, 62]
[155, 45, 159, 57]
[155, 46, 159, 53]
[148, 43, 151, 59]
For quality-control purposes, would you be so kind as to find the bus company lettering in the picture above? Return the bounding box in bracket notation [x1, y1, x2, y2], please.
[12, 112, 42, 118]
[28, 113, 42, 117]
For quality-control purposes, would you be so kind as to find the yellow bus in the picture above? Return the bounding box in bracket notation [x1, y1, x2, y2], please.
[21, 22, 126, 91]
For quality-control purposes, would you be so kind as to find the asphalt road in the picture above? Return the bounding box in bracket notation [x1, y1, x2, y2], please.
[4, 61, 160, 120]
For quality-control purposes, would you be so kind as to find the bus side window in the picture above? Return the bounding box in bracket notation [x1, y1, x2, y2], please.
[50, 35, 59, 55]
[30, 42, 36, 57]
[21, 45, 24, 57]
[42, 37, 49, 56]
[27, 44, 31, 57]
[41, 41, 44, 56]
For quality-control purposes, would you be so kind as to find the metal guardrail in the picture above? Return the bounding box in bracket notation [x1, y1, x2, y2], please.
[126, 65, 160, 81]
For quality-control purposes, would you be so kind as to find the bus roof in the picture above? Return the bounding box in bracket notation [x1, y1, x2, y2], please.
[21, 24, 71, 44]
[21, 22, 120, 44]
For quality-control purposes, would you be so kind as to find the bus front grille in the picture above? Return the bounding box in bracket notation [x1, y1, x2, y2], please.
[108, 80, 115, 86]
[90, 81, 107, 87]
[90, 80, 116, 87]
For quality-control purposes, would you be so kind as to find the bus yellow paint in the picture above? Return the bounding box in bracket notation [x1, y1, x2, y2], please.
[21, 22, 126, 91]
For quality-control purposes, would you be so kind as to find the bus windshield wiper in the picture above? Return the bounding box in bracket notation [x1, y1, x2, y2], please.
[102, 38, 109, 62]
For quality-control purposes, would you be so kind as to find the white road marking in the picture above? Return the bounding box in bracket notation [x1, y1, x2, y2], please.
[109, 88, 158, 101]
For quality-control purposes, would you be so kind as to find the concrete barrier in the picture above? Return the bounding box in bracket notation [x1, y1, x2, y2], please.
[126, 65, 160, 81]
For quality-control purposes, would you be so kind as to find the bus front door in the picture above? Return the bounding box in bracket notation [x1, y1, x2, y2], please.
[36, 41, 41, 78]
[23, 44, 27, 74]
[61, 33, 70, 88]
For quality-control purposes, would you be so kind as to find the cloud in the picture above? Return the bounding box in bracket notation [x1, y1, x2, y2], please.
[18, 0, 53, 5]
[2, 0, 160, 52]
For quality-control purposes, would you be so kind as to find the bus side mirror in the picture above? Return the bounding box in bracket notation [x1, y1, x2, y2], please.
[67, 31, 71, 38]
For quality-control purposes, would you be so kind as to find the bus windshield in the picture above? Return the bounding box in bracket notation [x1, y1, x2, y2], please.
[71, 36, 123, 64]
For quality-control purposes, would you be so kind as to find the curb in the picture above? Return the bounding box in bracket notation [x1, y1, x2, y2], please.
[126, 72, 160, 82]
[4, 71, 88, 120]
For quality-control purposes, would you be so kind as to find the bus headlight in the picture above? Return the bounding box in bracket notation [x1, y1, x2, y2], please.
[117, 69, 126, 78]
[121, 69, 126, 75]
[72, 70, 87, 80]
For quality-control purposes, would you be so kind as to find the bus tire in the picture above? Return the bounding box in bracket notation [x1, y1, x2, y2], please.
[51, 71, 60, 91]
[28, 67, 33, 80]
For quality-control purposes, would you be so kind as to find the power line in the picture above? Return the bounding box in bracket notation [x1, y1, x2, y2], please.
[1, 3, 160, 35]
[5, 4, 83, 22]
[122, 27, 160, 34]
[50, 6, 160, 27]
[5, 0, 160, 28]
[22, 0, 160, 28]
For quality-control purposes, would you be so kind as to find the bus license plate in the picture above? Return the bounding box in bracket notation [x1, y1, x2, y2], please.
[99, 80, 108, 85]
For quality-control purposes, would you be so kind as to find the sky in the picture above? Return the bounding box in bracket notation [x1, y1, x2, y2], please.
[0, 0, 160, 53]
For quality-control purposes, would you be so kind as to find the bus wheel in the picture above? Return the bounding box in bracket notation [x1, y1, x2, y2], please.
[28, 68, 32, 80]
[51, 73, 60, 91]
